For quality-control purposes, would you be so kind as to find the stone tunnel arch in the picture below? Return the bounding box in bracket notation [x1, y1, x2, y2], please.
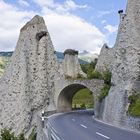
[57, 83, 94, 112]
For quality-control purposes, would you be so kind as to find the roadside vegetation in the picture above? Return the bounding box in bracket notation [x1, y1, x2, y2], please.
[0, 128, 36, 140]
[81, 61, 112, 102]
[72, 67, 112, 109]
[127, 94, 140, 117]
[98, 70, 112, 102]
[81, 59, 98, 79]
[72, 88, 94, 109]
[0, 57, 9, 77]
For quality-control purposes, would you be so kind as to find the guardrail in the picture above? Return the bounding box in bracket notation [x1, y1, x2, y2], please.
[40, 109, 94, 140]
[71, 109, 94, 115]
[45, 122, 64, 140]
[37, 110, 57, 140]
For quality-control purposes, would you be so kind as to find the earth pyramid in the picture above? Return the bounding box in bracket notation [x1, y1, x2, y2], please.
[96, 0, 140, 130]
[0, 15, 57, 133]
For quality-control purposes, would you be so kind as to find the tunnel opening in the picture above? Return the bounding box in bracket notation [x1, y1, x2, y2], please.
[72, 88, 93, 110]
[57, 84, 94, 112]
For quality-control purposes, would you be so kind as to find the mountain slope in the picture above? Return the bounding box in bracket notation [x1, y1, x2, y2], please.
[79, 50, 98, 63]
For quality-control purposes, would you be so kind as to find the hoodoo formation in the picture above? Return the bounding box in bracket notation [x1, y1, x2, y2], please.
[96, 0, 140, 130]
[0, 15, 57, 133]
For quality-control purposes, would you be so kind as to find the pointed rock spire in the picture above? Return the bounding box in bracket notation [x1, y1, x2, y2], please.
[0, 15, 57, 133]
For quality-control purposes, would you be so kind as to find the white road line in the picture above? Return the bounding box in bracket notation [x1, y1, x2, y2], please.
[80, 124, 87, 128]
[72, 119, 75, 122]
[51, 127, 57, 134]
[96, 132, 110, 139]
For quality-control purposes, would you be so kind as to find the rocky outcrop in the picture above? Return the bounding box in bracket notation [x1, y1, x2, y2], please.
[96, 0, 140, 131]
[0, 15, 57, 134]
[63, 49, 87, 78]
[95, 44, 114, 72]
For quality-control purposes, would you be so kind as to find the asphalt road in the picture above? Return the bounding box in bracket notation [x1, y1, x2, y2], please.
[46, 111, 140, 140]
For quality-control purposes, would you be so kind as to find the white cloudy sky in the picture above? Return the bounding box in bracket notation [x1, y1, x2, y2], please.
[0, 0, 127, 54]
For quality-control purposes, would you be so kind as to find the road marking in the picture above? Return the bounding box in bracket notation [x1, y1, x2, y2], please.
[96, 132, 110, 139]
[80, 124, 87, 128]
[51, 126, 57, 134]
[72, 119, 75, 122]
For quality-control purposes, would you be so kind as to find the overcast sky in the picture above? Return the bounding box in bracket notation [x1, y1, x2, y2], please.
[0, 0, 127, 54]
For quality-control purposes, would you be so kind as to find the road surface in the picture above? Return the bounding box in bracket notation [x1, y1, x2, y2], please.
[46, 111, 140, 140]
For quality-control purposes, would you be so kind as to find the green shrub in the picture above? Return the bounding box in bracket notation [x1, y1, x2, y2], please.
[102, 70, 112, 85]
[81, 64, 89, 74]
[98, 70, 112, 102]
[0, 63, 5, 69]
[18, 133, 25, 140]
[81, 60, 111, 81]
[1, 128, 17, 140]
[77, 73, 83, 79]
[92, 70, 102, 79]
[87, 103, 94, 108]
[28, 128, 36, 140]
[80, 103, 86, 109]
[89, 59, 98, 70]
[127, 94, 140, 117]
[81, 60, 98, 76]
[128, 95, 138, 104]
[72, 88, 94, 109]
[98, 84, 111, 102]
[0, 128, 36, 140]
[87, 67, 93, 79]
[74, 104, 77, 109]
[87, 70, 102, 79]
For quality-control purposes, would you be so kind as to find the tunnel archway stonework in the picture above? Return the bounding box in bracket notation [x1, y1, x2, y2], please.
[54, 79, 104, 115]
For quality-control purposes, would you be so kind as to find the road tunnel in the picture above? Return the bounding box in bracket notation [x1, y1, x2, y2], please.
[57, 84, 93, 112]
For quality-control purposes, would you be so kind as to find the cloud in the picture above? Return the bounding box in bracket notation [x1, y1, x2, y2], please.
[98, 10, 111, 18]
[0, 0, 35, 51]
[0, 0, 106, 54]
[18, 0, 29, 7]
[32, 0, 87, 13]
[44, 13, 105, 53]
[64, 0, 87, 10]
[32, 0, 54, 7]
[104, 25, 118, 33]
[101, 20, 107, 24]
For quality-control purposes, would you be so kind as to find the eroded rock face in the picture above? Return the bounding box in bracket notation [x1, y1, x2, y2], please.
[0, 15, 57, 133]
[97, 0, 140, 130]
[63, 49, 87, 78]
[95, 44, 115, 72]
